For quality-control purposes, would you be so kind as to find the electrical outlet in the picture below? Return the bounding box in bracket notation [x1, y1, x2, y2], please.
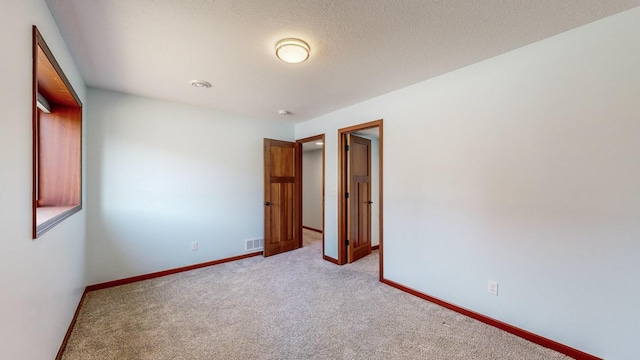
[191, 241, 198, 251]
[488, 281, 498, 296]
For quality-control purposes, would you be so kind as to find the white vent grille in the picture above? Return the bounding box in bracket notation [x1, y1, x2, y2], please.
[245, 238, 263, 251]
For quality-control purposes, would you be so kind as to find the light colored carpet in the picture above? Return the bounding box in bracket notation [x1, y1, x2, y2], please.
[62, 230, 572, 359]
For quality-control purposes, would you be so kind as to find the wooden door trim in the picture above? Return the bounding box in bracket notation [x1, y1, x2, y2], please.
[337, 119, 383, 280]
[296, 134, 325, 258]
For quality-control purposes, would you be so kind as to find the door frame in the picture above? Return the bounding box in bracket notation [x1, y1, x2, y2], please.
[338, 119, 383, 279]
[296, 134, 325, 256]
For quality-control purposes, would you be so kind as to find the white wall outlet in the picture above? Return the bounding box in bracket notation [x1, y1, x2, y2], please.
[488, 280, 498, 296]
[191, 241, 198, 251]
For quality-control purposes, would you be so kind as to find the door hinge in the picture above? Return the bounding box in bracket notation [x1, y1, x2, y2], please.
[345, 192, 350, 198]
[345, 145, 350, 151]
[345, 239, 350, 246]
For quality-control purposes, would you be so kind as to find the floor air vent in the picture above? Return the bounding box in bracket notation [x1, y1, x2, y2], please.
[245, 238, 263, 251]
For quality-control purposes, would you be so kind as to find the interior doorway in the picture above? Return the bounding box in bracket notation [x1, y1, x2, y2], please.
[297, 134, 325, 256]
[338, 120, 383, 278]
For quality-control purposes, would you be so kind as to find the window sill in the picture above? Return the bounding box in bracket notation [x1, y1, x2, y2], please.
[35, 205, 81, 238]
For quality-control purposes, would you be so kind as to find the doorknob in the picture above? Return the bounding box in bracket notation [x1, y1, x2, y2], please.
[264, 201, 271, 206]
[367, 201, 374, 204]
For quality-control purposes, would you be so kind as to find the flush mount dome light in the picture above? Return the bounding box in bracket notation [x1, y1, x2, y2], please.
[275, 38, 310, 64]
[191, 80, 211, 88]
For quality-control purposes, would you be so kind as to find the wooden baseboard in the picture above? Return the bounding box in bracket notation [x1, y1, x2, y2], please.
[371, 245, 379, 250]
[323, 255, 339, 265]
[55, 288, 88, 360]
[302, 226, 323, 233]
[86, 251, 262, 292]
[380, 278, 601, 360]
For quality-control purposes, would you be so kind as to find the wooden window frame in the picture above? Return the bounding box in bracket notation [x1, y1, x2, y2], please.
[32, 26, 83, 239]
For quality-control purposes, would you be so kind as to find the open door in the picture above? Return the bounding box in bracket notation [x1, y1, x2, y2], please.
[263, 139, 301, 257]
[346, 134, 372, 263]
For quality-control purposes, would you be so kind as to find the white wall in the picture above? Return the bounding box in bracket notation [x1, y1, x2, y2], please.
[0, 1, 87, 359]
[86, 88, 293, 284]
[302, 149, 323, 230]
[296, 8, 640, 360]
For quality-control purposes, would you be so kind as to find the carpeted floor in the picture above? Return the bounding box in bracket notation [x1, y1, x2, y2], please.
[62, 230, 572, 359]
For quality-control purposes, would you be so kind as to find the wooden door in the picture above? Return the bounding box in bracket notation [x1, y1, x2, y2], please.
[264, 139, 301, 257]
[347, 134, 372, 263]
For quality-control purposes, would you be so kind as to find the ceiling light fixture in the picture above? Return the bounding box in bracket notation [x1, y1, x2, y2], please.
[191, 80, 211, 88]
[275, 38, 310, 64]
[278, 110, 292, 115]
[315, 142, 324, 145]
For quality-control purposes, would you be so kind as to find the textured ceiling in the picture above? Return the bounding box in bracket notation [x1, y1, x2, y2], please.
[45, 0, 640, 123]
